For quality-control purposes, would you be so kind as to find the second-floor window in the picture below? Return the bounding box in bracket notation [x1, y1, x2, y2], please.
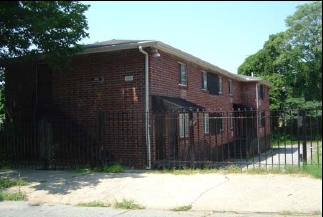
[202, 71, 207, 90]
[207, 73, 222, 95]
[219, 77, 222, 94]
[228, 80, 233, 95]
[259, 85, 264, 99]
[178, 63, 187, 86]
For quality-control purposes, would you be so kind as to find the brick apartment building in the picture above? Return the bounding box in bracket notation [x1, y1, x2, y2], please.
[3, 40, 273, 169]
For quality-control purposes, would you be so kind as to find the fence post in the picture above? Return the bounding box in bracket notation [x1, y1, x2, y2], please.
[302, 109, 307, 164]
[188, 109, 195, 169]
[38, 117, 53, 169]
[98, 109, 104, 164]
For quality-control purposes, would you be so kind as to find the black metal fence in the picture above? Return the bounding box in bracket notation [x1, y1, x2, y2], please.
[0, 108, 321, 170]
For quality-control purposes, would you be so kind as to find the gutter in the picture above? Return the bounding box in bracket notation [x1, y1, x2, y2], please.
[138, 46, 151, 170]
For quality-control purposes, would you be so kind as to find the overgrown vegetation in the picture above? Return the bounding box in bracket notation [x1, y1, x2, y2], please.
[114, 198, 144, 210]
[0, 177, 28, 188]
[70, 163, 124, 173]
[151, 163, 322, 179]
[0, 176, 28, 201]
[77, 201, 109, 207]
[0, 190, 26, 201]
[170, 205, 192, 211]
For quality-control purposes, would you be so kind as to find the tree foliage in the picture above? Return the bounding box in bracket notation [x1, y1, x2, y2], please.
[0, 1, 90, 69]
[238, 1, 322, 109]
[0, 1, 90, 119]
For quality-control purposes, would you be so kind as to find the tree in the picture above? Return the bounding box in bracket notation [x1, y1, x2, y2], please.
[238, 1, 322, 109]
[0, 1, 90, 69]
[285, 1, 322, 101]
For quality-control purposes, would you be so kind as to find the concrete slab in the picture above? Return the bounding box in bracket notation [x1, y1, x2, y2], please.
[0, 169, 321, 214]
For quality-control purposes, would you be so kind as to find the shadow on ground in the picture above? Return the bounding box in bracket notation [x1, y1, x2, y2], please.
[0, 169, 146, 195]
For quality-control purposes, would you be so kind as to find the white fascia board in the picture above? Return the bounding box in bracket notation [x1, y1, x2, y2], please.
[77, 40, 274, 88]
[78, 41, 158, 55]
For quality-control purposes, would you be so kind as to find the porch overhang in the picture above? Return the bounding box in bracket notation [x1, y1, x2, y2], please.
[152, 95, 205, 112]
[233, 103, 255, 111]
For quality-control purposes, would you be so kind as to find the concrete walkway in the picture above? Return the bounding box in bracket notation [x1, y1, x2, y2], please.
[0, 169, 322, 215]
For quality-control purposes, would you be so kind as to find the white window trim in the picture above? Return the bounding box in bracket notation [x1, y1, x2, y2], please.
[179, 113, 189, 138]
[228, 80, 233, 95]
[202, 71, 207, 90]
[230, 112, 234, 129]
[220, 112, 224, 131]
[178, 63, 187, 86]
[219, 76, 222, 94]
[204, 113, 209, 133]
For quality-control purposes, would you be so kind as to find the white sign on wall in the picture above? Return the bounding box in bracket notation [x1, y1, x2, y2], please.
[125, 76, 133, 81]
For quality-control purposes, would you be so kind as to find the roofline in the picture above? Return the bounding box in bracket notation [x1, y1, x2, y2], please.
[79, 41, 274, 88]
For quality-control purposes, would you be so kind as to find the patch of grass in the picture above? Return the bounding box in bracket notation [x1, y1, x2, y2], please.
[103, 163, 124, 173]
[170, 204, 192, 212]
[0, 178, 28, 189]
[0, 191, 26, 201]
[301, 165, 322, 179]
[114, 198, 144, 210]
[69, 163, 124, 174]
[76, 201, 109, 207]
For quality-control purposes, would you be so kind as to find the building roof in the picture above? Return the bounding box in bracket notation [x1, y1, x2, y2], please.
[80, 39, 274, 88]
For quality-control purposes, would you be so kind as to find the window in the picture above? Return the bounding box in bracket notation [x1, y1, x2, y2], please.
[202, 71, 207, 90]
[207, 73, 220, 95]
[259, 85, 264, 99]
[219, 77, 222, 94]
[209, 112, 223, 135]
[179, 113, 189, 137]
[261, 112, 266, 127]
[204, 113, 209, 133]
[228, 80, 233, 95]
[178, 63, 187, 86]
[230, 112, 234, 129]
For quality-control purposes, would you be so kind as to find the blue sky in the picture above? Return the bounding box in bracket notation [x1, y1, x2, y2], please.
[80, 1, 311, 74]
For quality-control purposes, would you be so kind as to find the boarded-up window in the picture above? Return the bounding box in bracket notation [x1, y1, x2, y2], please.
[207, 73, 219, 95]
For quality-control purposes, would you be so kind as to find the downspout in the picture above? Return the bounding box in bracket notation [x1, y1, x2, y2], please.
[139, 46, 151, 169]
[255, 83, 260, 154]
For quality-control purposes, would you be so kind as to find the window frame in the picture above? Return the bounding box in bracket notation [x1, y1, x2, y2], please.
[204, 113, 209, 134]
[258, 84, 264, 100]
[178, 63, 187, 86]
[230, 112, 234, 129]
[202, 71, 207, 90]
[228, 80, 233, 95]
[218, 76, 222, 95]
[179, 113, 189, 138]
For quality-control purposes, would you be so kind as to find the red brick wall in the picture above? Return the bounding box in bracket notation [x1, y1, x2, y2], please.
[52, 49, 148, 168]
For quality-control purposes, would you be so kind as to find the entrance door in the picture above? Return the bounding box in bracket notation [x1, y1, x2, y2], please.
[168, 113, 178, 157]
[155, 113, 165, 160]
